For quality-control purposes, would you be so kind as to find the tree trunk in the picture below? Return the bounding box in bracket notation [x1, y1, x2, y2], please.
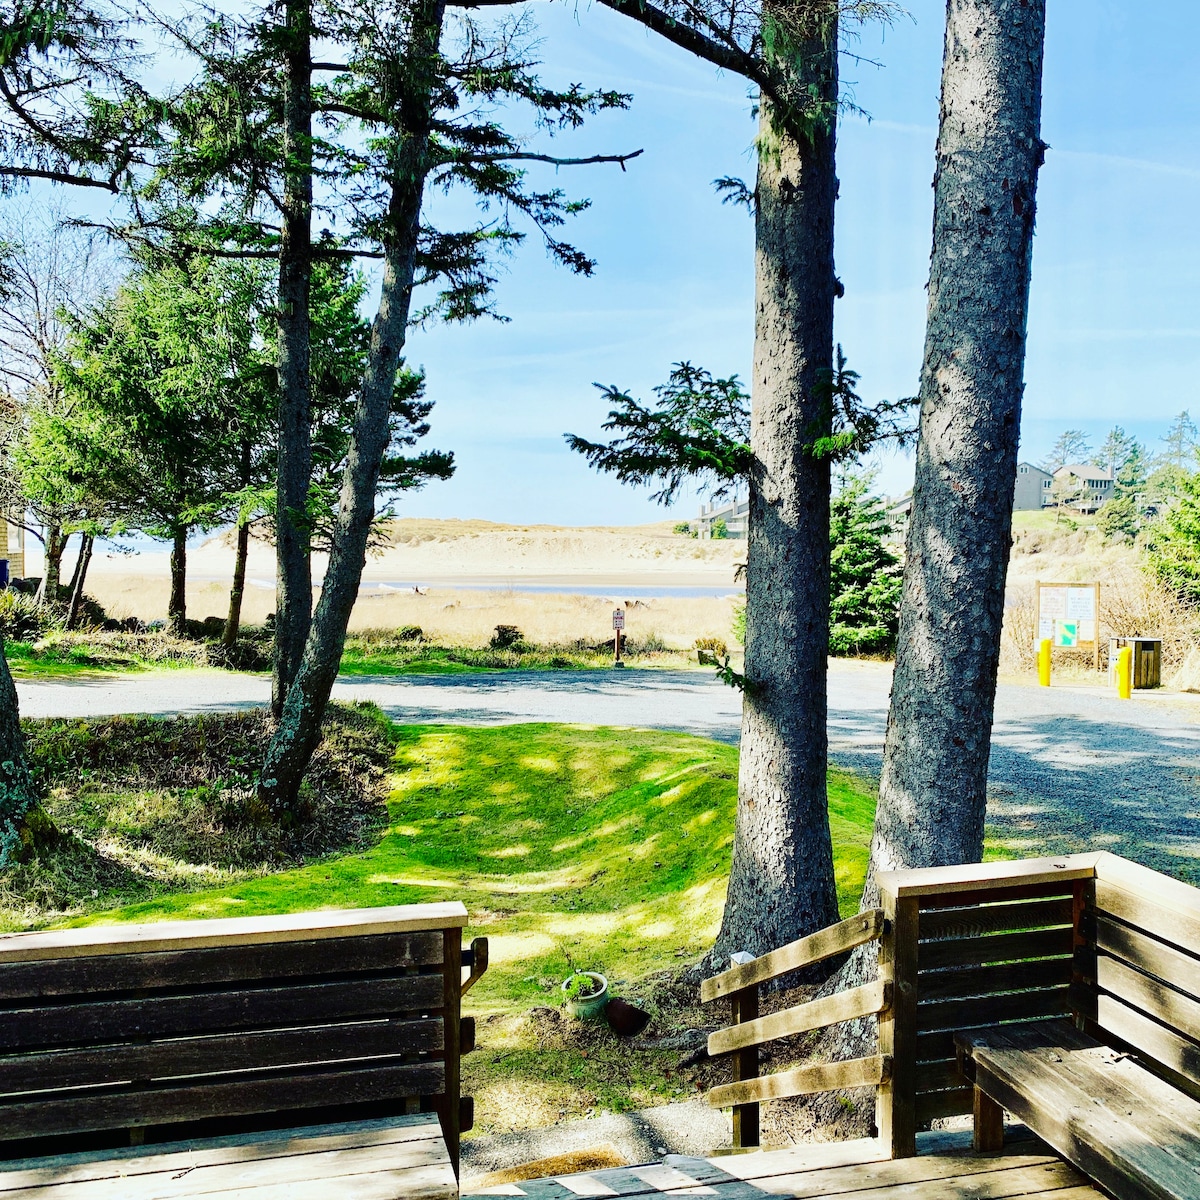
[257, 0, 446, 816]
[168, 527, 188, 636]
[0, 641, 37, 867]
[860, 0, 1046, 911]
[272, 0, 314, 717]
[708, 13, 841, 970]
[65, 533, 94, 630]
[224, 520, 251, 648]
[799, 5, 1048, 1125]
[64, 532, 84, 599]
[37, 523, 65, 605]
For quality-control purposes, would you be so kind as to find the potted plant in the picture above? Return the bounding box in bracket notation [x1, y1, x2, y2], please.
[560, 969, 609, 1020]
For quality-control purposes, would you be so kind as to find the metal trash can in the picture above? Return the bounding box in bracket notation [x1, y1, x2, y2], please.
[1108, 637, 1162, 689]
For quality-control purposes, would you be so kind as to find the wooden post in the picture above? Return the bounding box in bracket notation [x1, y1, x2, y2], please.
[730, 983, 760, 1147]
[973, 1086, 1005, 1153]
[877, 893, 918, 1158]
[440, 925, 462, 1176]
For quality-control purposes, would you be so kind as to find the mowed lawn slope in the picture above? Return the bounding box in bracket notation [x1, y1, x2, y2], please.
[65, 723, 877, 1014]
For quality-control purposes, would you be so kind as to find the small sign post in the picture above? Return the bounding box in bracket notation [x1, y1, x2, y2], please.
[613, 608, 625, 669]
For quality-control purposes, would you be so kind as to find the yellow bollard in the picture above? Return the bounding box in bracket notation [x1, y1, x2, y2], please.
[1117, 645, 1133, 700]
[1037, 638, 1052, 687]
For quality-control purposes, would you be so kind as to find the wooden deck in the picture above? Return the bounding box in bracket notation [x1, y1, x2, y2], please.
[464, 1134, 1100, 1200]
[0, 1115, 457, 1200]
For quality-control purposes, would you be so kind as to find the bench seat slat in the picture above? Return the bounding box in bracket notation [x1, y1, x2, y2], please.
[0, 1017, 443, 1094]
[0, 974, 443, 1052]
[0, 933, 444, 1003]
[957, 1020, 1200, 1200]
[0, 1059, 446, 1140]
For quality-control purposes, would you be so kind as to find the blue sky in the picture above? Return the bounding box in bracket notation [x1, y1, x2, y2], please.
[22, 0, 1200, 528]
[391, 0, 1200, 524]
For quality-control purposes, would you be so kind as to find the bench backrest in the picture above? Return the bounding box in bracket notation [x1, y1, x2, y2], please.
[0, 902, 482, 1168]
[1080, 854, 1200, 1099]
[875, 851, 1200, 1156]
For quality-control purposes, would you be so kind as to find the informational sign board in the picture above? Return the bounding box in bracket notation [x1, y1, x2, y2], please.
[1035, 582, 1101, 670]
[612, 609, 625, 630]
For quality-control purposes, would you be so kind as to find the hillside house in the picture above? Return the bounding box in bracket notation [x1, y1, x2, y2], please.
[1015, 461, 1054, 510]
[1053, 462, 1115, 512]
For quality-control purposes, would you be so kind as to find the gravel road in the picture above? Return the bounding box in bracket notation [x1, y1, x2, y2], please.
[16, 661, 1200, 876]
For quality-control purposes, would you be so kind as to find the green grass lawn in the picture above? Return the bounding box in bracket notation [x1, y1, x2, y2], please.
[63, 724, 876, 1011]
[47, 722, 880, 1133]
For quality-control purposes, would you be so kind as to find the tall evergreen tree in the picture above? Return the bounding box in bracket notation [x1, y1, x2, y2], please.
[864, 0, 1048, 924]
[1041, 428, 1091, 472]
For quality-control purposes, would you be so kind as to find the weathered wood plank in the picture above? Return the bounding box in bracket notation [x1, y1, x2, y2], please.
[0, 1135, 454, 1199]
[1088, 991, 1200, 1090]
[0, 1060, 446, 1141]
[876, 855, 1099, 902]
[0, 1115, 444, 1192]
[960, 1021, 1200, 1200]
[1095, 853, 1200, 927]
[462, 937, 489, 996]
[707, 1054, 889, 1109]
[0, 933, 444, 1002]
[918, 899, 1073, 942]
[914, 1057, 963, 1093]
[671, 1160, 1085, 1200]
[914, 1087, 974, 1123]
[879, 893, 918, 1159]
[917, 958, 1070, 1003]
[707, 980, 890, 1057]
[916, 986, 1071, 1034]
[701, 911, 885, 1002]
[919, 926, 1072, 971]
[0, 974, 444, 1052]
[0, 1017, 443, 1094]
[1095, 955, 1200, 1044]
[1095, 880, 1200, 958]
[1093, 914, 1200, 1002]
[729, 983, 759, 1148]
[0, 902, 468, 964]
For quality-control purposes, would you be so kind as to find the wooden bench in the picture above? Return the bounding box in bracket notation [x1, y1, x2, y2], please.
[950, 854, 1200, 1200]
[0, 901, 488, 1197]
[956, 1020, 1200, 1200]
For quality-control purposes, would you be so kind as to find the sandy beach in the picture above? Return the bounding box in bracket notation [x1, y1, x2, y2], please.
[38, 519, 745, 648]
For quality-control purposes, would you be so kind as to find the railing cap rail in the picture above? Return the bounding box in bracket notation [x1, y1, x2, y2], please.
[875, 853, 1101, 901]
[0, 901, 470, 964]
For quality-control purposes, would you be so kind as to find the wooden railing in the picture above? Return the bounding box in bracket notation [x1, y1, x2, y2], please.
[701, 910, 891, 1147]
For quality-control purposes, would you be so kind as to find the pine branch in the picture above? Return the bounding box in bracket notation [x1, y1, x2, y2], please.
[467, 149, 644, 169]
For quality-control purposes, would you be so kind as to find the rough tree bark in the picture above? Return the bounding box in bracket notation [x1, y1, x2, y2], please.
[37, 523, 65, 604]
[223, 439, 253, 648]
[168, 526, 188, 635]
[272, 0, 314, 717]
[257, 0, 446, 814]
[224, 520, 251, 648]
[861, 0, 1046, 909]
[709, 37, 841, 966]
[805, 0, 1048, 1113]
[0, 644, 37, 867]
[65, 533, 94, 630]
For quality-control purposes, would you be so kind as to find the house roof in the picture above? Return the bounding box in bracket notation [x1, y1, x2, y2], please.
[1055, 463, 1115, 481]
